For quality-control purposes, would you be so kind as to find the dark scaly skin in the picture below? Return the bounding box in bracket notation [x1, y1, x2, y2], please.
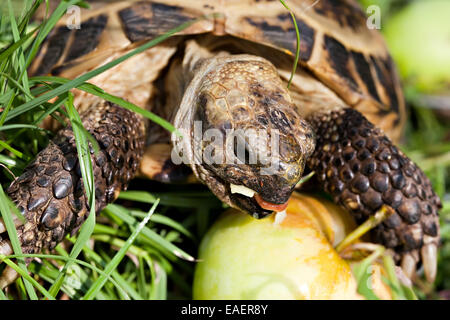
[6, 102, 146, 254]
[173, 55, 316, 218]
[307, 108, 441, 267]
[173, 53, 440, 278]
[1, 52, 439, 284]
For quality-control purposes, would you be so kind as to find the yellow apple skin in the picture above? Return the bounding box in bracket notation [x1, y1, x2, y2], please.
[193, 193, 363, 300]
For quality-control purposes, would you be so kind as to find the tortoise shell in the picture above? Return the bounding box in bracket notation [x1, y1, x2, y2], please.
[31, 0, 405, 141]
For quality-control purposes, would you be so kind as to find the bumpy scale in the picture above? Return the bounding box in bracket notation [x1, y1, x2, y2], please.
[5, 102, 146, 254]
[307, 108, 441, 281]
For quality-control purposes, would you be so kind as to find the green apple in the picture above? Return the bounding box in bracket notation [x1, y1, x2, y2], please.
[193, 193, 364, 300]
[383, 0, 450, 93]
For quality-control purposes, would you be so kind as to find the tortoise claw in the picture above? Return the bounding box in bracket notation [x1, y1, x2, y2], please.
[399, 242, 436, 283]
[0, 240, 18, 289]
[0, 240, 12, 256]
[0, 219, 8, 234]
[307, 108, 441, 283]
[0, 217, 25, 234]
[0, 102, 146, 289]
[421, 241, 437, 283]
[0, 266, 18, 289]
[401, 251, 418, 281]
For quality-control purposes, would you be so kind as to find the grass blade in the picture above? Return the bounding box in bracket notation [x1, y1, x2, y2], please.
[30, 76, 178, 134]
[278, 0, 301, 89]
[48, 92, 97, 297]
[6, 252, 129, 299]
[105, 204, 195, 262]
[21, 0, 84, 77]
[0, 257, 54, 300]
[82, 199, 160, 300]
[0, 185, 37, 299]
[3, 16, 205, 123]
[0, 26, 36, 64]
[67, 238, 144, 300]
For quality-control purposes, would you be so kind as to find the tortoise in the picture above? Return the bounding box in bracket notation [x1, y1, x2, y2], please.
[0, 0, 441, 287]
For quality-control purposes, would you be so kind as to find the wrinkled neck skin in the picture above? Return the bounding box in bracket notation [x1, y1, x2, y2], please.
[171, 40, 316, 218]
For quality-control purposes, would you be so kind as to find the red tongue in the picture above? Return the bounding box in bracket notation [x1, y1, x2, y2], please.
[254, 194, 289, 212]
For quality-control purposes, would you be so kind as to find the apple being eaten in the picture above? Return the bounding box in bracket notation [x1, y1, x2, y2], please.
[193, 193, 390, 300]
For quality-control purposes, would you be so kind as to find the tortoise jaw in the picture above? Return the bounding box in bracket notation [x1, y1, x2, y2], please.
[229, 192, 273, 219]
[197, 170, 280, 218]
[228, 183, 290, 218]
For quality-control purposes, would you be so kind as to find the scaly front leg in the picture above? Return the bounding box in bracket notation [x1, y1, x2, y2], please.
[0, 102, 146, 286]
[307, 108, 441, 282]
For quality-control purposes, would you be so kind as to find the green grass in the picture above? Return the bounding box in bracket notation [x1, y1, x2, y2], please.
[0, 0, 448, 300]
[0, 0, 222, 300]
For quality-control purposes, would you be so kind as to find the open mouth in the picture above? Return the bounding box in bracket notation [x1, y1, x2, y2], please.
[230, 183, 289, 214]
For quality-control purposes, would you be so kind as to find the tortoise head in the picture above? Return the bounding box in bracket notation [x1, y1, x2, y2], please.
[172, 55, 315, 218]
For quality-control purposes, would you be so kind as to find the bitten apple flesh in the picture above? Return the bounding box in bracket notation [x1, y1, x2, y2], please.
[193, 193, 370, 300]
